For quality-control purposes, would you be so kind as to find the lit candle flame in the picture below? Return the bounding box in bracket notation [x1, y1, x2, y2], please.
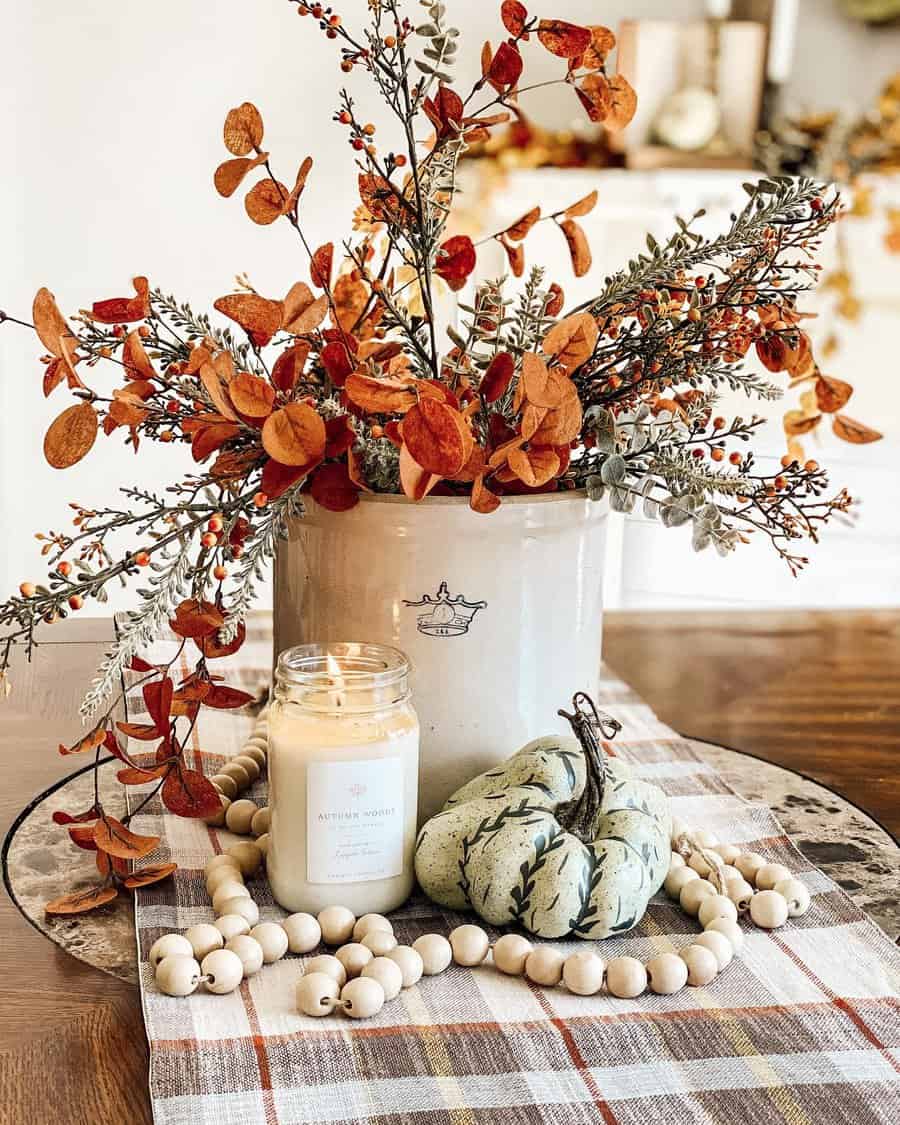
[326, 652, 345, 709]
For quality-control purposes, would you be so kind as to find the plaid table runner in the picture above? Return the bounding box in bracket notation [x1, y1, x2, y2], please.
[126, 618, 900, 1125]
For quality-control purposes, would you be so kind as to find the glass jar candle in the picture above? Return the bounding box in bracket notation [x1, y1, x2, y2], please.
[267, 643, 419, 915]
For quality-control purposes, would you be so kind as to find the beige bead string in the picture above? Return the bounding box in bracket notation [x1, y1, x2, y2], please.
[150, 811, 811, 1014]
[668, 816, 809, 927]
[203, 710, 271, 834]
[672, 829, 730, 894]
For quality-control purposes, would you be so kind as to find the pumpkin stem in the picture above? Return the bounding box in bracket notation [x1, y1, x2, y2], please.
[555, 692, 622, 842]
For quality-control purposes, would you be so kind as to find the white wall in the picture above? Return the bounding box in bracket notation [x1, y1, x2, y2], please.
[3, 1, 899, 610]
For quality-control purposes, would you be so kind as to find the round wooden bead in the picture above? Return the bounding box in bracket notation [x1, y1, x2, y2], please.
[692, 828, 718, 848]
[725, 877, 755, 913]
[680, 944, 718, 986]
[305, 954, 347, 986]
[205, 853, 242, 878]
[220, 762, 251, 790]
[210, 875, 247, 902]
[698, 894, 738, 928]
[734, 852, 766, 884]
[218, 897, 259, 927]
[232, 755, 261, 783]
[203, 795, 230, 827]
[755, 863, 792, 892]
[225, 841, 263, 878]
[679, 878, 716, 916]
[250, 806, 271, 837]
[149, 933, 194, 970]
[669, 851, 685, 870]
[246, 734, 268, 751]
[412, 934, 452, 976]
[250, 922, 289, 964]
[562, 951, 605, 996]
[774, 877, 811, 918]
[524, 947, 565, 987]
[318, 906, 357, 946]
[749, 889, 789, 929]
[646, 952, 689, 995]
[713, 844, 741, 864]
[606, 956, 647, 999]
[212, 882, 251, 916]
[362, 930, 398, 957]
[386, 945, 424, 988]
[225, 935, 265, 977]
[201, 948, 244, 994]
[352, 914, 393, 942]
[211, 774, 239, 800]
[206, 865, 245, 896]
[184, 923, 224, 961]
[704, 917, 745, 953]
[242, 745, 267, 768]
[225, 799, 259, 835]
[297, 971, 340, 1017]
[282, 912, 322, 954]
[362, 956, 404, 1001]
[336, 943, 373, 979]
[449, 925, 490, 967]
[215, 914, 251, 942]
[688, 852, 714, 878]
[255, 833, 269, 858]
[665, 866, 700, 899]
[694, 930, 733, 970]
[341, 977, 385, 1019]
[156, 955, 201, 997]
[492, 933, 533, 976]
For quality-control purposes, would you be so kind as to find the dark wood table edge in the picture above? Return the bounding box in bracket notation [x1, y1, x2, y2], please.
[686, 733, 900, 850]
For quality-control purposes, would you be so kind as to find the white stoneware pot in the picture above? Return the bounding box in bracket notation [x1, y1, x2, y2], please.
[274, 493, 609, 823]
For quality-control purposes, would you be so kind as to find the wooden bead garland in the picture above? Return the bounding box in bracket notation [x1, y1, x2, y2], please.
[226, 934, 265, 976]
[362, 956, 404, 1001]
[646, 952, 688, 995]
[669, 830, 809, 937]
[361, 930, 398, 957]
[153, 807, 811, 1013]
[204, 717, 270, 830]
[562, 950, 605, 996]
[296, 971, 340, 1016]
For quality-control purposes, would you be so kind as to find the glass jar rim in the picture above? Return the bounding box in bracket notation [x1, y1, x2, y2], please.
[275, 642, 410, 693]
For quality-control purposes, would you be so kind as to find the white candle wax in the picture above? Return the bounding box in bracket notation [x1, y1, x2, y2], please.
[267, 681, 419, 915]
[767, 0, 798, 85]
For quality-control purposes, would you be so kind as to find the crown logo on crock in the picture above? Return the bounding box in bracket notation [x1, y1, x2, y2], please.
[403, 581, 487, 637]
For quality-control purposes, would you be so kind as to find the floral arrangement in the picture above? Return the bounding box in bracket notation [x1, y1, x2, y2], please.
[757, 72, 897, 456]
[0, 0, 859, 912]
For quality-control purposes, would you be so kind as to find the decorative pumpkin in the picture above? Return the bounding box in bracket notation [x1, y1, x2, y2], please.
[415, 693, 671, 939]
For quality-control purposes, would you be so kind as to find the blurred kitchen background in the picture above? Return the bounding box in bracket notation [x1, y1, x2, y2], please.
[3, 0, 899, 610]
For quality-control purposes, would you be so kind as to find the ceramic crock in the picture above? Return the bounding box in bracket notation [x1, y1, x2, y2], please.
[274, 493, 610, 823]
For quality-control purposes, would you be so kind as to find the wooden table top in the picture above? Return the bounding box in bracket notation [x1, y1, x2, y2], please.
[0, 609, 897, 1122]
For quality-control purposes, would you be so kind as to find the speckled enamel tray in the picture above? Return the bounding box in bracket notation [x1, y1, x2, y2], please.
[4, 738, 897, 984]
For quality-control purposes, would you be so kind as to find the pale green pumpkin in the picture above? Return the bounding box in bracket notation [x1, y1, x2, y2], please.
[414, 695, 671, 939]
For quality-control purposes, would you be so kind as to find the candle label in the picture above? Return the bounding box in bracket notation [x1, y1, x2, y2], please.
[306, 756, 405, 883]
